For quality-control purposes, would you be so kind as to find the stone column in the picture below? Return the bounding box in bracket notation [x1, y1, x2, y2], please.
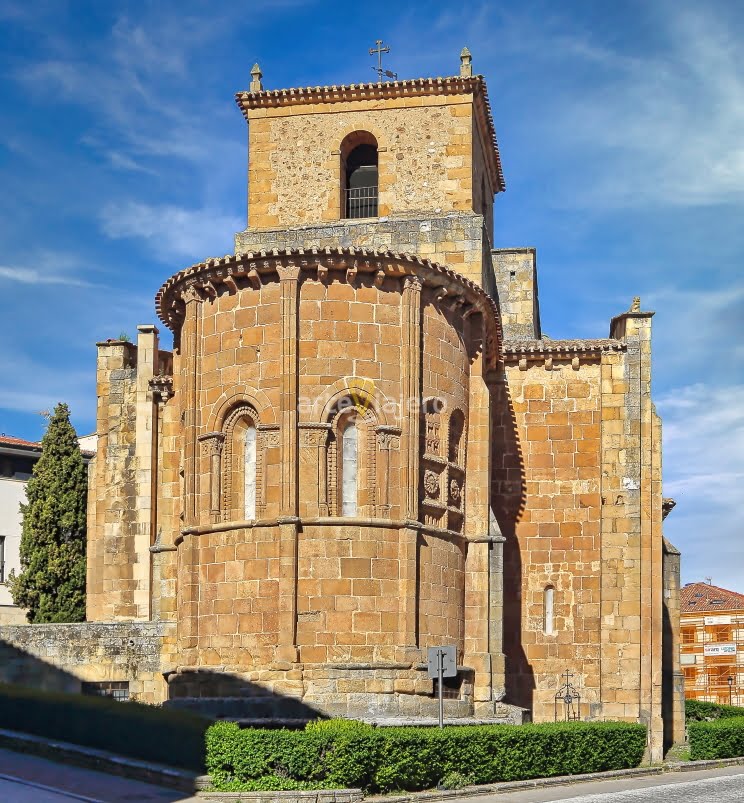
[400, 275, 422, 520]
[398, 275, 422, 649]
[277, 264, 301, 660]
[299, 424, 331, 517]
[133, 325, 159, 620]
[198, 432, 225, 524]
[604, 302, 663, 760]
[178, 285, 203, 651]
[464, 314, 505, 709]
[375, 426, 400, 517]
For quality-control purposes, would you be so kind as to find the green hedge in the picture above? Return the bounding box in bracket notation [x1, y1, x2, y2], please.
[685, 699, 744, 722]
[0, 683, 208, 771]
[206, 719, 647, 792]
[689, 716, 744, 760]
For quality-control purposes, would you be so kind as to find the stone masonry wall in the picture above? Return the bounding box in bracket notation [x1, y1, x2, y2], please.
[235, 214, 492, 290]
[0, 621, 175, 703]
[497, 358, 603, 722]
[246, 96, 477, 229]
[86, 342, 139, 621]
[491, 249, 541, 340]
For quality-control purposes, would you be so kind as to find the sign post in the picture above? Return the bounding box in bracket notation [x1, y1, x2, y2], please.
[427, 646, 456, 728]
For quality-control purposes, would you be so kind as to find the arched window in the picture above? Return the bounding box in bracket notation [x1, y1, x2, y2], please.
[341, 132, 378, 219]
[341, 419, 358, 516]
[244, 425, 257, 520]
[448, 409, 465, 464]
[219, 404, 261, 522]
[544, 586, 555, 635]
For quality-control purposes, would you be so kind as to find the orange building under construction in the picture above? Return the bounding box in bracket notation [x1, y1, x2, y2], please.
[681, 582, 744, 707]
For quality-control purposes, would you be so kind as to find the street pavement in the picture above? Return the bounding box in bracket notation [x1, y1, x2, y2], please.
[0, 747, 742, 802]
[454, 764, 744, 802]
[0, 748, 191, 802]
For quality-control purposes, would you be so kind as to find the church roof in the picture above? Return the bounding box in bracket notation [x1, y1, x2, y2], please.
[236, 75, 505, 194]
[681, 582, 744, 614]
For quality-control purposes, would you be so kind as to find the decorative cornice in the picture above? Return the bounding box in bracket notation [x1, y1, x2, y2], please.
[154, 247, 502, 364]
[502, 339, 626, 360]
[235, 74, 505, 194]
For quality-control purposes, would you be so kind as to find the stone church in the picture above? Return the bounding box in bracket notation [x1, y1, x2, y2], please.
[1, 50, 684, 760]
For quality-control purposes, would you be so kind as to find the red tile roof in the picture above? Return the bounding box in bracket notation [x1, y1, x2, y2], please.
[0, 435, 41, 450]
[681, 582, 744, 614]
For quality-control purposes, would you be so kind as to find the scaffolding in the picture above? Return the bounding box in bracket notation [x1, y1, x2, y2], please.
[681, 612, 744, 706]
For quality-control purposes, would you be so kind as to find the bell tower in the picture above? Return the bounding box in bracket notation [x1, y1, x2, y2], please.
[234, 49, 505, 292]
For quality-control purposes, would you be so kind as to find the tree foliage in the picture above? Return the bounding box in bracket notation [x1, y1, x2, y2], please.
[8, 403, 87, 622]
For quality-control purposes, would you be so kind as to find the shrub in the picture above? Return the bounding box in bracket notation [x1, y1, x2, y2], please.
[206, 719, 647, 793]
[689, 716, 744, 760]
[0, 683, 208, 771]
[685, 699, 744, 722]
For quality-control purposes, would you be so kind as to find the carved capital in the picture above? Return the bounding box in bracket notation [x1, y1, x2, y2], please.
[198, 431, 225, 456]
[277, 263, 301, 283]
[299, 423, 332, 448]
[181, 284, 203, 304]
[258, 424, 280, 449]
[404, 274, 423, 293]
[375, 425, 401, 450]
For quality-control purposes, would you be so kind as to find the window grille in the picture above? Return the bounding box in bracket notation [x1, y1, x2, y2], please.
[81, 681, 130, 701]
[344, 186, 378, 219]
[0, 536, 4, 583]
[432, 673, 463, 700]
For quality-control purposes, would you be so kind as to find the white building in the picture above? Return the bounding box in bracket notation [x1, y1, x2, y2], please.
[0, 434, 95, 624]
[0, 436, 42, 623]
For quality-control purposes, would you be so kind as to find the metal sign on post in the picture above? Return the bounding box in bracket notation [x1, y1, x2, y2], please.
[427, 646, 457, 728]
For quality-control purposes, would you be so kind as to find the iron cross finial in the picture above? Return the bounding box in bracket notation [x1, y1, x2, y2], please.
[369, 39, 397, 82]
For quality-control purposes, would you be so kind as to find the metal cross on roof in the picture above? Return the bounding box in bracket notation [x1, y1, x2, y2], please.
[369, 39, 397, 82]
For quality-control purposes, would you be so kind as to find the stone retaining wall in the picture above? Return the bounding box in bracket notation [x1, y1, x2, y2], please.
[0, 621, 175, 703]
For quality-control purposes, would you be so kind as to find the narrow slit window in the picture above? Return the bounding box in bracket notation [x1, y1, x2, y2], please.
[244, 425, 257, 520]
[544, 586, 555, 635]
[341, 422, 358, 516]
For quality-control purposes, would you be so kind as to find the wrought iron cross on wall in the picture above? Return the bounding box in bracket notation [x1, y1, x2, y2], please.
[555, 670, 582, 721]
[370, 39, 397, 82]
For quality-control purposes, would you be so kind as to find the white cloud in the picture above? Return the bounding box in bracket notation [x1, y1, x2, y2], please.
[99, 201, 243, 262]
[0, 265, 92, 287]
[659, 383, 744, 589]
[546, 9, 744, 208]
[647, 283, 744, 384]
[422, 2, 744, 210]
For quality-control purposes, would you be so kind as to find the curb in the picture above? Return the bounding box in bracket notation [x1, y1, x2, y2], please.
[0, 727, 199, 794]
[195, 757, 744, 802]
[362, 757, 744, 803]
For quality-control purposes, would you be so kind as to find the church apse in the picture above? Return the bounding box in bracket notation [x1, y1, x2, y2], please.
[60, 47, 683, 757]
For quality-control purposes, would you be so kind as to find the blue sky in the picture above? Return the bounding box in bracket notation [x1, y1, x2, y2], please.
[0, 0, 742, 588]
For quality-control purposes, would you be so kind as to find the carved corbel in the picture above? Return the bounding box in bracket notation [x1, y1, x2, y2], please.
[247, 265, 261, 289]
[374, 268, 386, 288]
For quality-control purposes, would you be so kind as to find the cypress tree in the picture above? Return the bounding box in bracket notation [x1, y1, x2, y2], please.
[8, 403, 87, 622]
